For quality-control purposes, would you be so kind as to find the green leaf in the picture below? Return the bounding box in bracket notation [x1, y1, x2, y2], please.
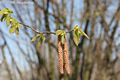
[0, 11, 4, 15]
[79, 28, 89, 39]
[10, 18, 18, 26]
[75, 30, 80, 38]
[31, 34, 45, 42]
[56, 30, 63, 35]
[73, 30, 80, 46]
[61, 31, 66, 35]
[56, 30, 66, 37]
[9, 26, 16, 34]
[1, 14, 7, 22]
[17, 24, 23, 27]
[41, 34, 45, 41]
[0, 8, 9, 15]
[56, 30, 66, 44]
[73, 24, 78, 31]
[39, 34, 45, 44]
[16, 28, 19, 35]
[7, 8, 13, 13]
[31, 34, 40, 42]
[39, 34, 45, 42]
[61, 35, 65, 44]
[39, 37, 43, 43]
[6, 14, 10, 27]
[0, 8, 13, 16]
[9, 18, 13, 22]
[73, 24, 89, 39]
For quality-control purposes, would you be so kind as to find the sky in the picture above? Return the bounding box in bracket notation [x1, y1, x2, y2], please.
[0, 0, 120, 72]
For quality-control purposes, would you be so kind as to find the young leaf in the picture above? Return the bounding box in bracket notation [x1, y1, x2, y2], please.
[7, 8, 13, 13]
[0, 11, 4, 15]
[79, 28, 89, 39]
[61, 35, 65, 44]
[0, 8, 9, 15]
[1, 14, 7, 22]
[73, 24, 89, 39]
[16, 28, 19, 35]
[39, 37, 45, 43]
[6, 14, 10, 27]
[9, 26, 16, 34]
[31, 35, 40, 42]
[38, 34, 45, 44]
[61, 31, 66, 35]
[73, 24, 78, 31]
[75, 30, 80, 38]
[41, 34, 45, 41]
[73, 30, 80, 46]
[56, 30, 63, 35]
[17, 24, 23, 27]
[10, 18, 18, 26]
[0, 8, 13, 15]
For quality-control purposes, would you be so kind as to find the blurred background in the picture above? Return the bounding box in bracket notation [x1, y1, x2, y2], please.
[0, 0, 120, 80]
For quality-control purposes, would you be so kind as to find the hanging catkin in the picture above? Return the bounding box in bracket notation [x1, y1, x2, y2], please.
[58, 35, 64, 74]
[63, 37, 70, 74]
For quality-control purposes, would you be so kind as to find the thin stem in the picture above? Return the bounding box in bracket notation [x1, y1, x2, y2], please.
[19, 22, 74, 34]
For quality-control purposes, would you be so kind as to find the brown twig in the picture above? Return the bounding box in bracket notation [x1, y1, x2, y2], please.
[19, 22, 73, 34]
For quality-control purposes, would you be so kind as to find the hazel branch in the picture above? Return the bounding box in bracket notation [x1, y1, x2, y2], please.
[19, 22, 74, 34]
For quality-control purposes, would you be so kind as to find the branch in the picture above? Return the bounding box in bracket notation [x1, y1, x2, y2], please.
[0, 1, 33, 4]
[19, 22, 73, 34]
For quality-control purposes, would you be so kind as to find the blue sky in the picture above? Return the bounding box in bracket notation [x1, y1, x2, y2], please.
[0, 0, 120, 71]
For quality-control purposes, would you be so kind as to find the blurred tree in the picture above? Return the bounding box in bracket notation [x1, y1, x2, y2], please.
[0, 0, 120, 80]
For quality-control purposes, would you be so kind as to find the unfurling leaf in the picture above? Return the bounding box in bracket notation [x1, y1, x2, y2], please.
[10, 18, 18, 25]
[0, 8, 9, 15]
[56, 30, 63, 35]
[17, 24, 23, 27]
[1, 14, 7, 22]
[9, 26, 16, 34]
[61, 35, 65, 44]
[0, 10, 4, 15]
[73, 24, 89, 40]
[39, 34, 45, 43]
[6, 14, 10, 27]
[0, 8, 13, 15]
[7, 8, 13, 13]
[16, 28, 19, 35]
[31, 35, 40, 42]
[56, 30, 66, 44]
[73, 24, 78, 31]
[0, 8, 22, 35]
[73, 30, 80, 46]
[31, 34, 45, 42]
[79, 28, 89, 39]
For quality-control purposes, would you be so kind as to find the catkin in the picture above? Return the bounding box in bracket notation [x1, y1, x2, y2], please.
[58, 35, 64, 74]
[63, 37, 70, 74]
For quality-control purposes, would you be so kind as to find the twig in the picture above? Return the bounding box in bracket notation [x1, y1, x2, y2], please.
[19, 22, 73, 34]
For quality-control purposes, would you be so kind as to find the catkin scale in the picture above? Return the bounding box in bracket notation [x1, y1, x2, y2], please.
[58, 35, 64, 74]
[63, 38, 70, 74]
